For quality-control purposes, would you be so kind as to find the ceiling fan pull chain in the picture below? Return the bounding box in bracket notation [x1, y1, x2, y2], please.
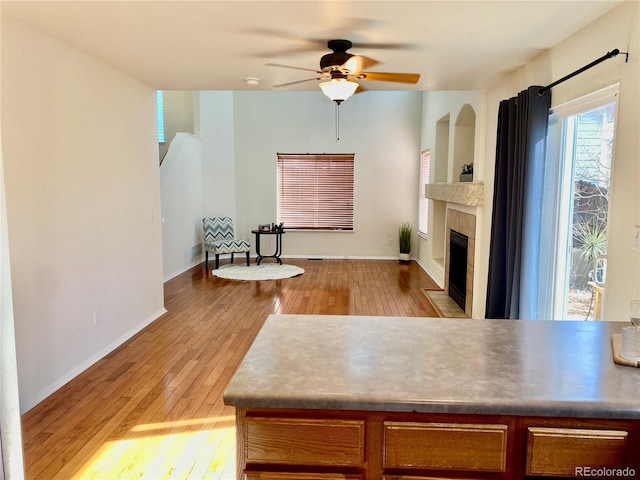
[335, 102, 341, 143]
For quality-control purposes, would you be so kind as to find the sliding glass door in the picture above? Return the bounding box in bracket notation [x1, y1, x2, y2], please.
[544, 86, 618, 320]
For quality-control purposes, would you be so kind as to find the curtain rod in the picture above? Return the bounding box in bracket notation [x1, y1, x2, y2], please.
[538, 48, 628, 96]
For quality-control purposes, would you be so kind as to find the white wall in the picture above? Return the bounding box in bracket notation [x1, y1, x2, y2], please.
[1, 16, 165, 412]
[198, 91, 237, 221]
[160, 133, 203, 280]
[477, 0, 639, 320]
[231, 91, 423, 258]
[0, 7, 25, 474]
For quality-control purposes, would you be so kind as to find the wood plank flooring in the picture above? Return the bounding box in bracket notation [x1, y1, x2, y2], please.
[21, 259, 440, 479]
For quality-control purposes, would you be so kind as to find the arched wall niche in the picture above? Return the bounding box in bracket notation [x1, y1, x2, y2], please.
[453, 104, 476, 182]
[434, 114, 450, 183]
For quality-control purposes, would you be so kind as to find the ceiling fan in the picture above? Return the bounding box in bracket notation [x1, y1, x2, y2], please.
[266, 39, 421, 104]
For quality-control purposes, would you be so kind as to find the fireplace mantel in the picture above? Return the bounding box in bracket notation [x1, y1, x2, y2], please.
[425, 182, 484, 206]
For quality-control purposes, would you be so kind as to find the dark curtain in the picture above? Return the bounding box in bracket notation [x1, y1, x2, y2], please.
[485, 86, 551, 319]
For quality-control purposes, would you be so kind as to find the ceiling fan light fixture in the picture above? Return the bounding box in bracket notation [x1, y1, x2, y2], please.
[319, 79, 359, 104]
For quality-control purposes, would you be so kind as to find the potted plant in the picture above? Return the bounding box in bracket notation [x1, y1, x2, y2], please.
[460, 163, 474, 182]
[399, 221, 412, 262]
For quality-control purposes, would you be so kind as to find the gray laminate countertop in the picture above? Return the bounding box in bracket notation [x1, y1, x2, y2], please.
[223, 315, 640, 419]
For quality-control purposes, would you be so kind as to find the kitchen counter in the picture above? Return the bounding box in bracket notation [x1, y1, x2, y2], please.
[224, 314, 640, 419]
[224, 315, 640, 479]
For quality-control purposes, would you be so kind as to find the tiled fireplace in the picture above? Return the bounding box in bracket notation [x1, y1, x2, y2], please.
[445, 209, 476, 317]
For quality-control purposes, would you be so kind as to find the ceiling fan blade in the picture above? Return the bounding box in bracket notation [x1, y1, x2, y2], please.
[249, 28, 324, 46]
[352, 42, 419, 51]
[354, 83, 368, 94]
[266, 63, 323, 74]
[247, 19, 380, 55]
[340, 55, 379, 73]
[272, 77, 323, 88]
[359, 72, 421, 84]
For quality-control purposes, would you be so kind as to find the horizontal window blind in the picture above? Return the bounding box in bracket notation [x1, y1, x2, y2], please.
[277, 153, 354, 230]
[419, 150, 430, 236]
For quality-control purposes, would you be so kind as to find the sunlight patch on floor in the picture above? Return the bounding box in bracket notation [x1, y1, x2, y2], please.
[130, 416, 236, 433]
[74, 421, 236, 479]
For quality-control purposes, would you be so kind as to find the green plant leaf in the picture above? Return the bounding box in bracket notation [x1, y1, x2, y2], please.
[399, 221, 412, 253]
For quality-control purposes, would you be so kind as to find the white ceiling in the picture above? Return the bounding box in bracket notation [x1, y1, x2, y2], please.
[2, 0, 622, 92]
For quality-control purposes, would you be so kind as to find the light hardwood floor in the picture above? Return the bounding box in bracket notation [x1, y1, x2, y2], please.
[21, 259, 440, 479]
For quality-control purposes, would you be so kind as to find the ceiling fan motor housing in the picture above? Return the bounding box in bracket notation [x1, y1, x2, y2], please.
[320, 39, 354, 70]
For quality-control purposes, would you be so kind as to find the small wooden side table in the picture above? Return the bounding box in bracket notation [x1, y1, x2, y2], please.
[251, 229, 285, 265]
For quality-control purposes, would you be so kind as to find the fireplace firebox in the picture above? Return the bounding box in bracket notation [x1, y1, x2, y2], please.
[448, 229, 468, 310]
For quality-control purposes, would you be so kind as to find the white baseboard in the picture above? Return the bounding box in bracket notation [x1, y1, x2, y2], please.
[414, 258, 444, 289]
[282, 255, 404, 261]
[163, 256, 204, 281]
[22, 307, 167, 414]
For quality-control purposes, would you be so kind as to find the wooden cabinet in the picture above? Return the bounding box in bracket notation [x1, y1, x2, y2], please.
[383, 477, 480, 480]
[245, 474, 362, 480]
[237, 408, 638, 480]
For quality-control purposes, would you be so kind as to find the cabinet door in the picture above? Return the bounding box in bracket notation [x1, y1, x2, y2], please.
[245, 417, 365, 467]
[245, 473, 362, 480]
[526, 427, 628, 477]
[383, 421, 508, 472]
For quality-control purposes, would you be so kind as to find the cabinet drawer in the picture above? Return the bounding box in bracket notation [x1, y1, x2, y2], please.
[383, 421, 508, 472]
[245, 417, 365, 467]
[384, 476, 479, 479]
[245, 473, 362, 480]
[526, 427, 628, 476]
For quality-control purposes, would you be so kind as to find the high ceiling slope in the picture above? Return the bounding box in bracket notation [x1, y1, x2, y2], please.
[2, 0, 622, 91]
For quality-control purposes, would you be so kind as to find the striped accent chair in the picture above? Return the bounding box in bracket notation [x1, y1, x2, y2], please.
[202, 217, 251, 269]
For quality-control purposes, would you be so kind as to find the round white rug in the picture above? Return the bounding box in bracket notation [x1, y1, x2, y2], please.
[212, 263, 304, 281]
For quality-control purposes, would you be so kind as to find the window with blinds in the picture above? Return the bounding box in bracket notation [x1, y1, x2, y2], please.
[277, 153, 354, 230]
[419, 150, 430, 236]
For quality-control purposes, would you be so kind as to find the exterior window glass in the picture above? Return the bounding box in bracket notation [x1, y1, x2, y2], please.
[157, 91, 165, 143]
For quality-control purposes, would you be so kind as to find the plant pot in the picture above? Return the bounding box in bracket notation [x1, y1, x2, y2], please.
[460, 173, 473, 182]
[399, 252, 410, 262]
